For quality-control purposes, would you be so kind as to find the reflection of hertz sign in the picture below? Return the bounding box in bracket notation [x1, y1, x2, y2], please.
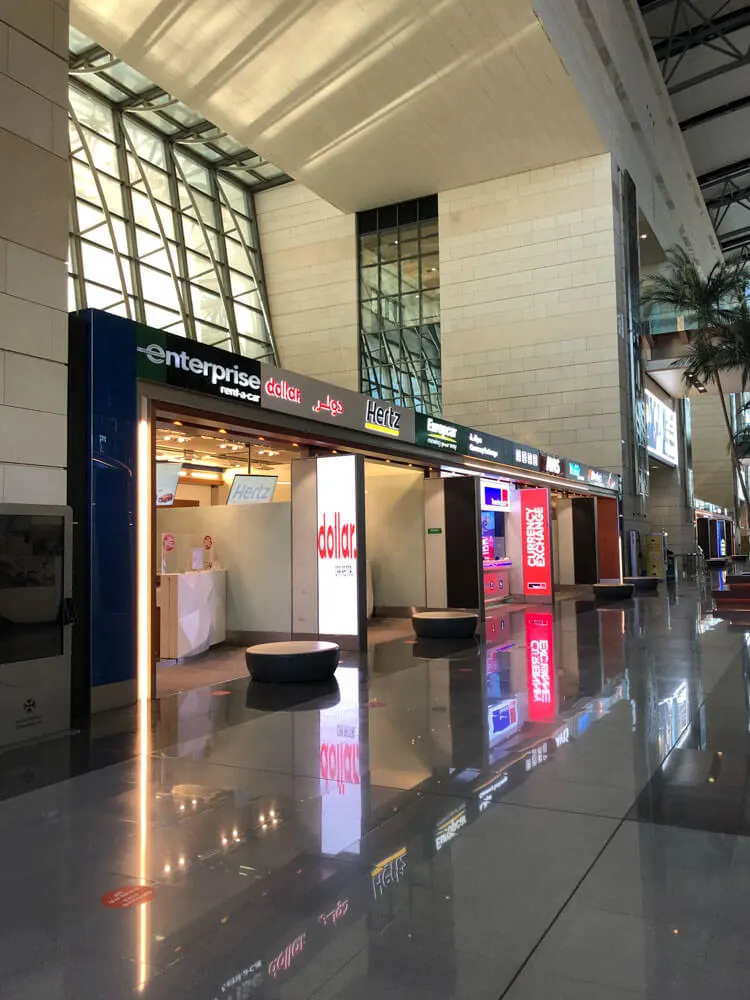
[371, 847, 407, 898]
[365, 399, 401, 437]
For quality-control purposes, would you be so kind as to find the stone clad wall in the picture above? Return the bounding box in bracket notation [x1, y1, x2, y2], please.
[0, 0, 69, 503]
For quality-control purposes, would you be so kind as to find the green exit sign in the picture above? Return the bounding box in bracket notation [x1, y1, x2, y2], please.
[427, 527, 442, 535]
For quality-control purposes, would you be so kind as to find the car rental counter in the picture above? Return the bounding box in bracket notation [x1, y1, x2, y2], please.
[157, 568, 227, 659]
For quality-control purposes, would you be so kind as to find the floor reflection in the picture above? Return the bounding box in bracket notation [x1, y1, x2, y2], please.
[1, 584, 749, 999]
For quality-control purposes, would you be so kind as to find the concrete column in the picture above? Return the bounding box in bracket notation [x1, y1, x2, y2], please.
[0, 0, 68, 504]
[255, 182, 358, 391]
[648, 465, 695, 556]
[691, 394, 735, 510]
[439, 153, 622, 472]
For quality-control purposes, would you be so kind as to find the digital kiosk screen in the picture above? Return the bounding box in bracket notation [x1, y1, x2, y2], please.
[0, 515, 64, 665]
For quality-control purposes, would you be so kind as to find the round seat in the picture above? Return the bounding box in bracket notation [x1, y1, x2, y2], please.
[245, 640, 340, 683]
[411, 610, 478, 640]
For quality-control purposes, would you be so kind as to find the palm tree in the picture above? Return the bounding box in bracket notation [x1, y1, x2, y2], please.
[678, 330, 750, 515]
[641, 245, 747, 329]
[641, 245, 750, 516]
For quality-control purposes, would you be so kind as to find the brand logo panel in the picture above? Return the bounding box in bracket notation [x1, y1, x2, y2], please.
[260, 364, 415, 442]
[136, 327, 261, 404]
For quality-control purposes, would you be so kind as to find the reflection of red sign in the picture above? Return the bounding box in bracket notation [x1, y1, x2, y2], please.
[320, 741, 360, 794]
[203, 535, 212, 550]
[318, 898, 350, 927]
[520, 489, 552, 597]
[163, 533, 175, 553]
[101, 885, 155, 908]
[269, 932, 306, 978]
[525, 611, 555, 721]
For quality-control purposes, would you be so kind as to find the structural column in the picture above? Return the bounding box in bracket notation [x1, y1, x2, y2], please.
[0, 0, 69, 504]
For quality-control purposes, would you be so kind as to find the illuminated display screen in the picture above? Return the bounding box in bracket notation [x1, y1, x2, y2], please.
[646, 390, 678, 467]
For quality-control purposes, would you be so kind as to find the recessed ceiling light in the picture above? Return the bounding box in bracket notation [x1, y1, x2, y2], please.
[640, 233, 647, 240]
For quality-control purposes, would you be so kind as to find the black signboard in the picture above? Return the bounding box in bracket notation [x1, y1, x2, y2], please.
[135, 326, 262, 405]
[415, 413, 464, 453]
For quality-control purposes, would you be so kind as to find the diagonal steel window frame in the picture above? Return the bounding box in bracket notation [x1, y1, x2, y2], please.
[68, 70, 280, 361]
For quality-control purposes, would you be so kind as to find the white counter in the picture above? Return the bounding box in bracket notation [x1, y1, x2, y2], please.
[158, 569, 227, 660]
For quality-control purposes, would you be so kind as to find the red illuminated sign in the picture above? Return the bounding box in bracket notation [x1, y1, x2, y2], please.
[525, 610, 555, 721]
[520, 488, 552, 597]
[265, 377, 302, 404]
[312, 395, 344, 417]
[317, 512, 358, 560]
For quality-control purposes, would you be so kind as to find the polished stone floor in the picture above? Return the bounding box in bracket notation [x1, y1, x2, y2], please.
[3, 583, 750, 998]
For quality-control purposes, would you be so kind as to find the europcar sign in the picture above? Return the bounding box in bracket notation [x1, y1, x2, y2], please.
[136, 328, 261, 404]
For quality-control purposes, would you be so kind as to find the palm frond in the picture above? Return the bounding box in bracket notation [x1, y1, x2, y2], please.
[641, 245, 749, 334]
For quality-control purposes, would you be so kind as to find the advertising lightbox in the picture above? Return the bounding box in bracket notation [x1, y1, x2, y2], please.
[520, 488, 552, 598]
[646, 390, 678, 467]
[226, 474, 277, 505]
[155, 462, 181, 506]
[480, 479, 511, 512]
[317, 455, 360, 636]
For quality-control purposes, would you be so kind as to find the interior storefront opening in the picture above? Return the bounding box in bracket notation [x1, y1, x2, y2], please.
[151, 407, 621, 698]
[152, 410, 434, 697]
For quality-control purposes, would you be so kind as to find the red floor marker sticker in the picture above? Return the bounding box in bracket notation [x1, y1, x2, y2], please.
[211, 690, 231, 696]
[363, 700, 387, 709]
[101, 885, 156, 908]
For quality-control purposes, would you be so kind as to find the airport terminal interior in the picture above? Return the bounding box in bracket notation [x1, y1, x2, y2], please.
[5, 0, 750, 997]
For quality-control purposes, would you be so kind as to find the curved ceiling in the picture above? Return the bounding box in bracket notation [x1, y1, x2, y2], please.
[70, 0, 605, 212]
[639, 0, 750, 257]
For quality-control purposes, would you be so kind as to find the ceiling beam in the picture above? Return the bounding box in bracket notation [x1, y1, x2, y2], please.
[639, 0, 676, 13]
[653, 5, 750, 61]
[669, 49, 750, 95]
[698, 156, 750, 188]
[705, 183, 750, 211]
[69, 44, 109, 71]
[718, 225, 750, 250]
[681, 93, 750, 130]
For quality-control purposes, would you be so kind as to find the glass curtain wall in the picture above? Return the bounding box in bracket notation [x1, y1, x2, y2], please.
[358, 196, 441, 414]
[68, 28, 289, 360]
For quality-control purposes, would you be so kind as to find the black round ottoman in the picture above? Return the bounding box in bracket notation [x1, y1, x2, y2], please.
[245, 641, 340, 683]
[411, 611, 479, 640]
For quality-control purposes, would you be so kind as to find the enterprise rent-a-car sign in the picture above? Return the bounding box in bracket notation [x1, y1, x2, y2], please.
[136, 328, 261, 405]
